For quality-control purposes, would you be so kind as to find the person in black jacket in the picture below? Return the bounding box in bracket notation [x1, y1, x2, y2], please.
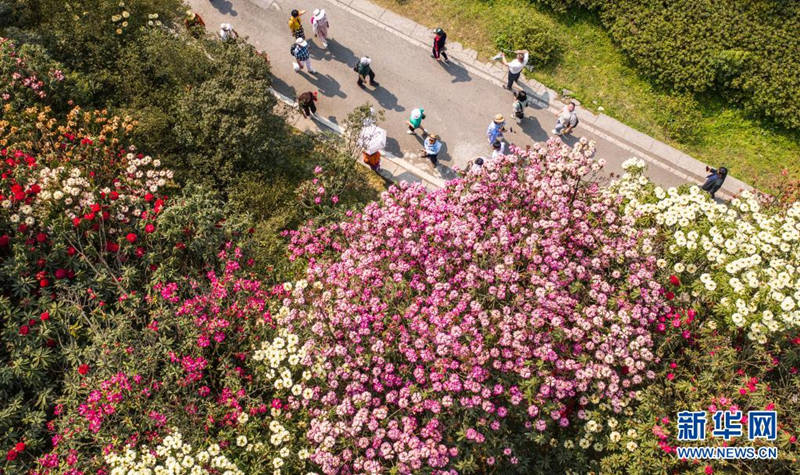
[431, 28, 449, 63]
[701, 166, 728, 199]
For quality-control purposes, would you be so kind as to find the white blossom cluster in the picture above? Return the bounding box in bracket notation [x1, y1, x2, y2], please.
[252, 328, 311, 395]
[610, 163, 800, 342]
[104, 430, 243, 475]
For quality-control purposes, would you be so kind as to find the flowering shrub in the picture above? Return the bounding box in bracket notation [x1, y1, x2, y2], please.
[611, 159, 800, 343]
[0, 38, 64, 109]
[278, 138, 670, 473]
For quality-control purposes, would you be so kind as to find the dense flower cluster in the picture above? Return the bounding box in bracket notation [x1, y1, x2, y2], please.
[280, 139, 669, 473]
[612, 159, 800, 342]
[104, 430, 244, 475]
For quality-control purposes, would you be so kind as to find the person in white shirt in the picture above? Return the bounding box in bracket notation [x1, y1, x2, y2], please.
[553, 101, 579, 136]
[501, 49, 529, 91]
[490, 140, 507, 163]
[470, 157, 485, 174]
[219, 23, 238, 42]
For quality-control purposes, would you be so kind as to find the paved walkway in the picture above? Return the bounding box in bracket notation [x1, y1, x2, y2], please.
[191, 0, 749, 197]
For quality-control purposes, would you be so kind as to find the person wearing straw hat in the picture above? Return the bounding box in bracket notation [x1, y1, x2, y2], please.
[184, 11, 205, 37]
[291, 37, 316, 74]
[421, 134, 442, 166]
[311, 9, 330, 49]
[487, 114, 507, 145]
[288, 9, 307, 39]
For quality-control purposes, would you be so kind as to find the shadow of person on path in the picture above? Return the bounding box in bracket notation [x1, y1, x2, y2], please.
[210, 0, 238, 16]
[384, 136, 402, 158]
[516, 116, 549, 142]
[305, 73, 347, 99]
[326, 39, 358, 70]
[557, 134, 580, 147]
[441, 61, 471, 84]
[364, 85, 405, 112]
[270, 75, 297, 102]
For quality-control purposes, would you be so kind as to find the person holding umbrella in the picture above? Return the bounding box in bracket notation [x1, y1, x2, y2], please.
[359, 122, 387, 171]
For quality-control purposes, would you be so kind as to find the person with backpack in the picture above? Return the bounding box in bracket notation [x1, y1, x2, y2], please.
[297, 90, 318, 118]
[431, 28, 448, 63]
[512, 90, 528, 124]
[291, 38, 316, 74]
[553, 101, 578, 136]
[289, 9, 306, 39]
[354, 56, 378, 88]
[311, 9, 330, 49]
[701, 166, 728, 199]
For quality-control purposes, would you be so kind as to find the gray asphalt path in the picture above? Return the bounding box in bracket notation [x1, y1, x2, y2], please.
[190, 0, 687, 188]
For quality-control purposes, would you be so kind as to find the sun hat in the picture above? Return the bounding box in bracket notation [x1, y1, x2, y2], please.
[313, 8, 320, 16]
[411, 108, 424, 120]
[315, 9, 326, 20]
[494, 114, 504, 123]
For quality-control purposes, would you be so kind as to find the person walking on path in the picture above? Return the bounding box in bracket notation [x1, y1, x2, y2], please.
[701, 166, 728, 199]
[291, 38, 317, 74]
[487, 114, 507, 145]
[512, 90, 529, 125]
[311, 9, 330, 49]
[289, 9, 306, 39]
[219, 23, 238, 42]
[421, 134, 442, 166]
[355, 56, 378, 88]
[406, 108, 427, 135]
[431, 28, 449, 63]
[500, 49, 529, 90]
[553, 102, 578, 136]
[297, 91, 318, 118]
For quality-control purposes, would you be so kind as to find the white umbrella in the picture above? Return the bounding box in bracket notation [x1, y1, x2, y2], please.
[358, 124, 387, 155]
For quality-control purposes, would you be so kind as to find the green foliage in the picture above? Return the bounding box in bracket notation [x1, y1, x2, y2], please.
[532, 0, 800, 131]
[653, 93, 702, 144]
[493, 18, 558, 67]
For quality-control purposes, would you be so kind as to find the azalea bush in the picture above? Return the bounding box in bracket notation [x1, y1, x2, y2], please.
[611, 158, 800, 344]
[277, 138, 672, 473]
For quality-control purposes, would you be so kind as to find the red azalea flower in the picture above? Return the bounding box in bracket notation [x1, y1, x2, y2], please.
[669, 275, 680, 286]
[19, 325, 29, 335]
[54, 268, 66, 279]
[40, 311, 50, 321]
[135, 247, 145, 257]
[39, 278, 49, 287]
[90, 203, 101, 213]
[67, 246, 76, 256]
[705, 466, 713, 474]
[78, 364, 89, 375]
[107, 242, 119, 253]
[46, 339, 55, 347]
[0, 234, 9, 247]
[102, 211, 110, 220]
[14, 442, 24, 453]
[36, 232, 47, 243]
[126, 233, 137, 243]
[144, 193, 154, 202]
[109, 191, 119, 200]
[666, 373, 675, 381]
[6, 449, 17, 461]
[665, 291, 675, 300]
[72, 217, 81, 227]
[145, 223, 155, 233]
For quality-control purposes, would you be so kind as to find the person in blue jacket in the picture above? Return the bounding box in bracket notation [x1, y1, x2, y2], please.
[701, 166, 728, 199]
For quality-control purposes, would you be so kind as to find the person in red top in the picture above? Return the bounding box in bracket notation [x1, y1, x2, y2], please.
[184, 11, 205, 38]
[431, 28, 449, 63]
